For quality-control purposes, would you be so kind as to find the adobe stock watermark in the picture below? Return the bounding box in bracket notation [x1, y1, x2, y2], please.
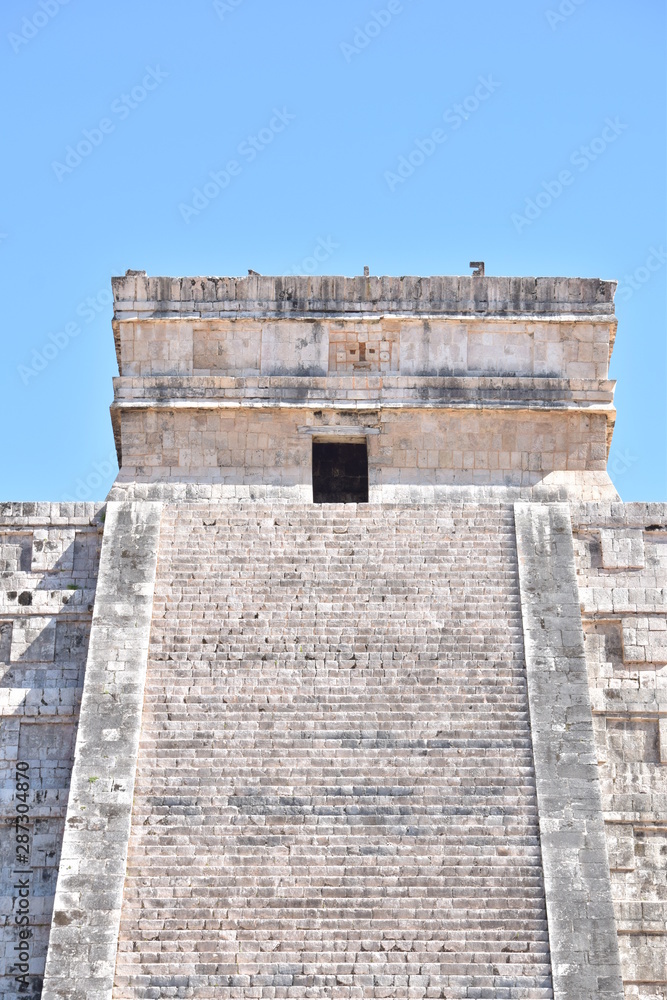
[545, 0, 586, 30]
[179, 107, 296, 224]
[17, 288, 112, 385]
[51, 65, 168, 181]
[282, 236, 341, 276]
[0, 231, 8, 244]
[8, 0, 73, 54]
[616, 246, 667, 303]
[609, 447, 638, 480]
[384, 75, 501, 192]
[511, 117, 628, 233]
[62, 450, 118, 502]
[340, 0, 412, 63]
[213, 0, 246, 20]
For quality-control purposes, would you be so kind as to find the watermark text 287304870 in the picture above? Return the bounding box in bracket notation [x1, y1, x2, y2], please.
[11, 761, 32, 995]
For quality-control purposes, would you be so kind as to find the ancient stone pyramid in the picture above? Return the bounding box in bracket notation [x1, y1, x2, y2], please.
[2, 273, 665, 999]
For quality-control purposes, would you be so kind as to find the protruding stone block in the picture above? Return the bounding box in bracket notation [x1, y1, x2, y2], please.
[600, 528, 645, 569]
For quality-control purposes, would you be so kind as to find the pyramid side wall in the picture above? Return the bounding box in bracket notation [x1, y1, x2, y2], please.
[571, 502, 667, 1000]
[515, 502, 624, 1000]
[0, 503, 103, 1000]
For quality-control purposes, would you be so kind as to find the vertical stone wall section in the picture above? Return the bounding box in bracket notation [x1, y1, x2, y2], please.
[41, 501, 162, 1000]
[571, 502, 667, 1000]
[0, 502, 102, 1000]
[514, 502, 624, 1000]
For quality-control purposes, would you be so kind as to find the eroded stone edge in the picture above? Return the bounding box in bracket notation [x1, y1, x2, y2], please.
[41, 501, 163, 1000]
[514, 501, 624, 1000]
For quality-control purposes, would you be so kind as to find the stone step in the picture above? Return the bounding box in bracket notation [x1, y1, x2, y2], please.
[112, 503, 551, 999]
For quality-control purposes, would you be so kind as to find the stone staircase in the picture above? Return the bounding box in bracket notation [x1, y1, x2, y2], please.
[113, 503, 553, 999]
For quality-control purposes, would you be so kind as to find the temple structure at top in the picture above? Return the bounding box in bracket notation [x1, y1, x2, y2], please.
[109, 270, 618, 502]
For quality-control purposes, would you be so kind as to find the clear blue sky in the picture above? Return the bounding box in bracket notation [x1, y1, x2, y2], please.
[1, 0, 665, 501]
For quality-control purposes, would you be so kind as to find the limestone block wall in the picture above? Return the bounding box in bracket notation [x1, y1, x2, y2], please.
[111, 404, 611, 498]
[111, 273, 618, 327]
[515, 503, 624, 1000]
[108, 274, 618, 502]
[0, 503, 103, 1000]
[113, 316, 614, 381]
[572, 502, 667, 1000]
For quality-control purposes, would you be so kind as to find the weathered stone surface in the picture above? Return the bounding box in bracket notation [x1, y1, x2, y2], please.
[109, 404, 615, 501]
[572, 504, 667, 1000]
[514, 502, 624, 1000]
[114, 316, 615, 380]
[40, 502, 162, 1000]
[113, 502, 553, 1000]
[108, 273, 618, 501]
[4, 271, 664, 999]
[111, 274, 617, 321]
[0, 504, 102, 1000]
[600, 528, 645, 569]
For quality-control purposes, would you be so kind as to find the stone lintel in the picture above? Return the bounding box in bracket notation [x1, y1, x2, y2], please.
[297, 425, 381, 436]
[514, 502, 624, 1000]
[41, 501, 162, 1000]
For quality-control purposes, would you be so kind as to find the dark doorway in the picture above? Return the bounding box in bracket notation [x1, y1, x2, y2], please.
[312, 442, 369, 503]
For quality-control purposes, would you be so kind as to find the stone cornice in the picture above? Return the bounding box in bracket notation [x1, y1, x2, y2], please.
[111, 374, 616, 409]
[112, 273, 618, 320]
